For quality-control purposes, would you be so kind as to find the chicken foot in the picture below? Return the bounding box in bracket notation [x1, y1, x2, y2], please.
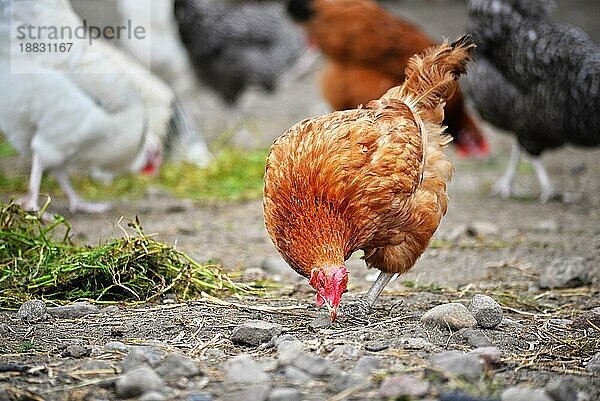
[54, 169, 111, 213]
[340, 271, 396, 322]
[491, 142, 558, 202]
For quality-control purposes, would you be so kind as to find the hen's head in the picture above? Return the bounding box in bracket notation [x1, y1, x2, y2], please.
[309, 265, 348, 321]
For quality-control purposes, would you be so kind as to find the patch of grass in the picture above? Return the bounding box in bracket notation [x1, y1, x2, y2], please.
[0, 201, 264, 309]
[161, 148, 268, 201]
[18, 340, 38, 353]
[0, 146, 268, 202]
[0, 135, 17, 157]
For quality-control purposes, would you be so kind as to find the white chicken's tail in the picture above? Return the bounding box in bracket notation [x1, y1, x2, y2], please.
[381, 35, 476, 126]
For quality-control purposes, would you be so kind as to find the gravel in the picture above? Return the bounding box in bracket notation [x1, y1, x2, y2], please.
[538, 257, 591, 288]
[431, 351, 484, 382]
[155, 353, 201, 379]
[379, 375, 430, 399]
[544, 377, 578, 401]
[224, 354, 270, 385]
[115, 366, 165, 398]
[501, 387, 552, 401]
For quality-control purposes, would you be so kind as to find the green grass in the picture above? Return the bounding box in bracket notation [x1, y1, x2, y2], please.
[0, 134, 268, 202]
[0, 201, 265, 309]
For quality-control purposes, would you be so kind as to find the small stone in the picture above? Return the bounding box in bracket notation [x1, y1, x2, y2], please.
[350, 356, 381, 379]
[47, 302, 100, 319]
[328, 344, 362, 361]
[121, 346, 165, 371]
[459, 329, 493, 348]
[466, 221, 499, 237]
[187, 394, 213, 401]
[469, 347, 502, 368]
[223, 385, 271, 401]
[139, 391, 167, 401]
[535, 220, 559, 232]
[431, 351, 483, 382]
[309, 314, 332, 329]
[538, 257, 591, 289]
[203, 348, 226, 361]
[284, 366, 314, 383]
[17, 300, 48, 322]
[278, 340, 340, 378]
[397, 337, 436, 351]
[379, 375, 429, 399]
[61, 345, 91, 358]
[224, 354, 269, 385]
[104, 341, 128, 353]
[501, 386, 552, 401]
[364, 342, 389, 352]
[571, 307, 600, 329]
[243, 267, 266, 282]
[421, 303, 477, 331]
[468, 294, 503, 329]
[100, 305, 120, 314]
[544, 377, 578, 401]
[268, 387, 303, 401]
[115, 366, 165, 398]
[156, 353, 201, 378]
[231, 320, 283, 346]
[586, 352, 600, 374]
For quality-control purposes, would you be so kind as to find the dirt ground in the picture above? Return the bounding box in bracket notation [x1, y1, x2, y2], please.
[1, 1, 600, 400]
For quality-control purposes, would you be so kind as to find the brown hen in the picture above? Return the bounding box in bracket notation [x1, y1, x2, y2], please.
[288, 0, 488, 158]
[263, 36, 475, 321]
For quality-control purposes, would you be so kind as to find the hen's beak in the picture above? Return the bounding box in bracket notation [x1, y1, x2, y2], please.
[324, 300, 338, 322]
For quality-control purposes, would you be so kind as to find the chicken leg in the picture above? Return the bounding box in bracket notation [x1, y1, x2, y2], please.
[530, 157, 557, 203]
[17, 152, 44, 212]
[491, 142, 520, 199]
[54, 169, 111, 213]
[340, 271, 396, 322]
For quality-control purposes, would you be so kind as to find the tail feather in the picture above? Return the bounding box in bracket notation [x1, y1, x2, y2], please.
[381, 35, 476, 124]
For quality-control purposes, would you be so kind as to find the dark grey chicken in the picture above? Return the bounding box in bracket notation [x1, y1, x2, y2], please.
[464, 0, 600, 202]
[174, 0, 305, 104]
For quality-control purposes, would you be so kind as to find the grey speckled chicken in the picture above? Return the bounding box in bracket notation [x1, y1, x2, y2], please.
[174, 0, 305, 104]
[464, 0, 600, 202]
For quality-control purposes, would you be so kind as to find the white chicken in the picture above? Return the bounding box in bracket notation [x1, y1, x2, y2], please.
[0, 0, 177, 213]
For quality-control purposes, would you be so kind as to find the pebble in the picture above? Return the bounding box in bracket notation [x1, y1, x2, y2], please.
[139, 391, 167, 401]
[544, 377, 578, 401]
[501, 387, 552, 401]
[17, 300, 48, 322]
[283, 366, 314, 383]
[115, 366, 165, 398]
[243, 267, 266, 282]
[268, 388, 303, 401]
[61, 345, 91, 358]
[347, 358, 379, 382]
[278, 341, 340, 378]
[538, 257, 591, 289]
[586, 352, 600, 374]
[231, 320, 283, 346]
[440, 392, 499, 401]
[467, 221, 499, 237]
[309, 314, 332, 330]
[104, 341, 129, 353]
[421, 303, 478, 331]
[397, 337, 436, 351]
[327, 344, 362, 361]
[459, 328, 493, 348]
[431, 351, 483, 382]
[121, 346, 165, 371]
[364, 342, 389, 352]
[224, 354, 270, 385]
[47, 302, 100, 319]
[469, 294, 503, 329]
[223, 385, 271, 401]
[156, 353, 201, 379]
[379, 375, 429, 399]
[469, 347, 502, 368]
[571, 307, 600, 329]
[100, 305, 120, 314]
[187, 394, 213, 401]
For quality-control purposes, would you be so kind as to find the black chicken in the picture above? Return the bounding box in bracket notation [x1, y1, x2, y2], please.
[464, 0, 600, 202]
[174, 0, 305, 104]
